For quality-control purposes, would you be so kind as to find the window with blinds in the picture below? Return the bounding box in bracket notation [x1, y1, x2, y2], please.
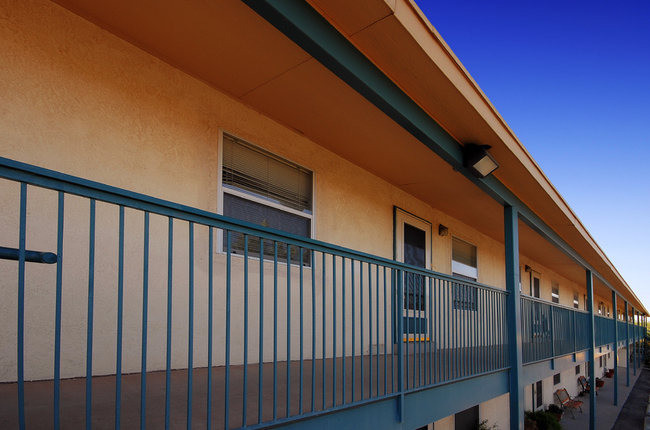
[451, 237, 478, 311]
[221, 134, 313, 264]
[222, 134, 312, 213]
[451, 237, 477, 280]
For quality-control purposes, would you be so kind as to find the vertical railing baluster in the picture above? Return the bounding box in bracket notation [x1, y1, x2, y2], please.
[405, 272, 409, 389]
[17, 183, 26, 430]
[321, 252, 326, 409]
[115, 207, 125, 430]
[376, 265, 380, 395]
[243, 235, 249, 426]
[360, 261, 364, 400]
[384, 267, 388, 394]
[86, 198, 96, 430]
[207, 227, 213, 430]
[258, 238, 264, 423]
[299, 248, 304, 414]
[164, 218, 173, 430]
[369, 263, 373, 396]
[54, 192, 64, 430]
[273, 242, 278, 420]
[396, 270, 404, 421]
[187, 223, 194, 430]
[416, 273, 420, 387]
[140, 211, 149, 430]
[224, 231, 232, 430]
[332, 254, 336, 407]
[341, 257, 346, 405]
[351, 260, 356, 402]
[286, 243, 291, 417]
[310, 250, 316, 412]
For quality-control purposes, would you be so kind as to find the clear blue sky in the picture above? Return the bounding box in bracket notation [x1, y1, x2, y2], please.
[416, 0, 650, 309]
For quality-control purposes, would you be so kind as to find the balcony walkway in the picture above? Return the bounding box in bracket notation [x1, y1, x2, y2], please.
[0, 345, 509, 430]
[559, 366, 643, 430]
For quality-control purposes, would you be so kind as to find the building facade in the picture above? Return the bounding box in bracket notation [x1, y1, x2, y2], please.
[0, 1, 646, 429]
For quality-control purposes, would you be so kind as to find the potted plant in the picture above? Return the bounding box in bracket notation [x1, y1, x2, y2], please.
[524, 410, 561, 430]
[546, 404, 563, 422]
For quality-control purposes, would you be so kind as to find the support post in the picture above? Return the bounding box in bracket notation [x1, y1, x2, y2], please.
[612, 291, 618, 406]
[633, 308, 637, 376]
[504, 205, 523, 430]
[586, 269, 596, 430]
[625, 301, 630, 387]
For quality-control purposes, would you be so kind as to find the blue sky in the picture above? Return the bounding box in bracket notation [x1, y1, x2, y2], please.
[416, 0, 650, 309]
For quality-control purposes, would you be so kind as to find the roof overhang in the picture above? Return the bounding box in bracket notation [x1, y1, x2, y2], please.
[49, 0, 645, 312]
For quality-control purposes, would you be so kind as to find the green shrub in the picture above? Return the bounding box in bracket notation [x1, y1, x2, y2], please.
[524, 410, 562, 430]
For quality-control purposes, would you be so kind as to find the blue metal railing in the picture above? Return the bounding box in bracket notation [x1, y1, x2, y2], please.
[521, 296, 643, 364]
[0, 157, 509, 430]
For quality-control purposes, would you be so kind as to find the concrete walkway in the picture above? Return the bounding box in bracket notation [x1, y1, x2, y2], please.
[560, 366, 642, 430]
[612, 367, 650, 429]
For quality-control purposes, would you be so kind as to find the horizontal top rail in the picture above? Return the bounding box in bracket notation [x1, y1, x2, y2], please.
[520, 294, 589, 314]
[0, 156, 503, 292]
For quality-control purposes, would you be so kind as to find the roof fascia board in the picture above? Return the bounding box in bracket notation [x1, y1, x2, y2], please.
[241, 0, 645, 313]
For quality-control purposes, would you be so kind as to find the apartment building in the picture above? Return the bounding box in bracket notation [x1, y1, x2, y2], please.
[0, 1, 646, 429]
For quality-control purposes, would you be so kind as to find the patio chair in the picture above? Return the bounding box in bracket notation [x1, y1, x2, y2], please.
[578, 375, 599, 396]
[554, 388, 583, 419]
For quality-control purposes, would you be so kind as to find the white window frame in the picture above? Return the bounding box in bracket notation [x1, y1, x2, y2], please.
[394, 207, 431, 341]
[216, 130, 316, 255]
[551, 282, 560, 303]
[451, 236, 478, 281]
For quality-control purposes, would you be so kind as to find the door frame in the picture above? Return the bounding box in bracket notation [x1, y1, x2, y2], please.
[393, 207, 432, 341]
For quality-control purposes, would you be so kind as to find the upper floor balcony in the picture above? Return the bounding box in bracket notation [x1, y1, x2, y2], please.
[0, 157, 645, 429]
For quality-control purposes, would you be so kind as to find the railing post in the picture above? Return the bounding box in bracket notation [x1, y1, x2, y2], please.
[396, 269, 404, 422]
[586, 269, 596, 430]
[550, 306, 555, 369]
[612, 291, 618, 406]
[572, 310, 577, 361]
[632, 308, 639, 376]
[625, 301, 630, 387]
[633, 307, 637, 376]
[504, 205, 523, 430]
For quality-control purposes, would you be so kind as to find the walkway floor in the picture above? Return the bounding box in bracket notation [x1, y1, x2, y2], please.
[560, 366, 643, 430]
[612, 367, 650, 429]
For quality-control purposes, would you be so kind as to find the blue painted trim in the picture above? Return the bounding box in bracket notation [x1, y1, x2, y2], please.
[504, 205, 523, 430]
[612, 290, 618, 406]
[85, 199, 95, 430]
[586, 270, 596, 430]
[54, 192, 64, 430]
[239, 0, 631, 304]
[0, 156, 500, 293]
[17, 183, 26, 430]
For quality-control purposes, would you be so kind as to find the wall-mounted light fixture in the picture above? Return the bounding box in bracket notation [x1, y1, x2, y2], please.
[463, 143, 499, 178]
[438, 224, 449, 236]
[524, 265, 532, 273]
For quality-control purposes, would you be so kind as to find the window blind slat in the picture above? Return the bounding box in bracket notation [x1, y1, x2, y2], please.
[222, 134, 312, 212]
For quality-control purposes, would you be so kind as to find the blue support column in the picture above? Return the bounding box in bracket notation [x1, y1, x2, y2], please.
[586, 269, 596, 430]
[504, 205, 523, 430]
[625, 302, 630, 387]
[612, 291, 618, 406]
[633, 308, 637, 376]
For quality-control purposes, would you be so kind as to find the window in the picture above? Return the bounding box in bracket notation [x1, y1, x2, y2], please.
[221, 134, 312, 264]
[455, 405, 479, 430]
[551, 283, 559, 304]
[573, 293, 579, 309]
[575, 365, 580, 375]
[553, 373, 561, 385]
[599, 356, 603, 368]
[452, 238, 478, 311]
[535, 380, 543, 408]
[532, 275, 540, 298]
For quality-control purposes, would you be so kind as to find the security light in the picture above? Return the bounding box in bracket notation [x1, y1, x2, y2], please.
[463, 143, 499, 178]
